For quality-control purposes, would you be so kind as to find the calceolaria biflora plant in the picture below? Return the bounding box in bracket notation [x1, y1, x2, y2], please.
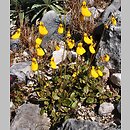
[10, 0, 120, 128]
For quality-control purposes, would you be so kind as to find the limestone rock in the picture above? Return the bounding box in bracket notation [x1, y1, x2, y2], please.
[110, 73, 121, 87]
[98, 102, 114, 116]
[10, 103, 51, 130]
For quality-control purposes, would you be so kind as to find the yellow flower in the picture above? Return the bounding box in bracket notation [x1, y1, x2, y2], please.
[104, 54, 110, 62]
[35, 37, 42, 46]
[35, 44, 40, 49]
[58, 24, 64, 34]
[36, 47, 45, 56]
[11, 28, 21, 40]
[111, 16, 117, 26]
[67, 39, 75, 49]
[84, 33, 93, 44]
[89, 45, 96, 54]
[81, 1, 91, 17]
[31, 58, 38, 71]
[76, 42, 86, 55]
[66, 30, 71, 38]
[50, 57, 57, 69]
[72, 71, 80, 78]
[90, 66, 99, 78]
[38, 21, 48, 35]
[55, 45, 61, 51]
[97, 69, 103, 77]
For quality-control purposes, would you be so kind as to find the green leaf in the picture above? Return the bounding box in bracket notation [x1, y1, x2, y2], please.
[52, 92, 60, 100]
[44, 0, 50, 5]
[106, 91, 113, 98]
[31, 4, 44, 9]
[19, 11, 24, 26]
[64, 115, 70, 120]
[71, 100, 78, 109]
[86, 97, 95, 104]
[50, 5, 60, 14]
[40, 108, 46, 115]
[115, 95, 121, 101]
[99, 95, 108, 100]
[96, 92, 101, 97]
[62, 99, 72, 107]
[53, 3, 64, 11]
[44, 101, 49, 105]
[83, 86, 89, 94]
[70, 92, 76, 100]
[38, 97, 48, 101]
[51, 109, 56, 118]
[31, 7, 45, 23]
[97, 86, 103, 93]
[60, 107, 69, 113]
[34, 88, 41, 91]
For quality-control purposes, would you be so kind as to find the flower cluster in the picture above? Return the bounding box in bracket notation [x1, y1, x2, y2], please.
[90, 66, 103, 78]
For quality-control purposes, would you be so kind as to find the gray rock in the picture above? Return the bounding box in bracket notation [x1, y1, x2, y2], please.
[52, 41, 67, 64]
[10, 103, 50, 130]
[89, 7, 100, 19]
[105, 128, 121, 130]
[87, 0, 94, 6]
[58, 119, 103, 130]
[40, 10, 71, 49]
[102, 0, 121, 23]
[117, 100, 121, 114]
[10, 61, 32, 82]
[10, 39, 20, 52]
[96, 10, 121, 72]
[110, 73, 121, 87]
[53, 49, 67, 65]
[58, 118, 120, 130]
[98, 102, 114, 116]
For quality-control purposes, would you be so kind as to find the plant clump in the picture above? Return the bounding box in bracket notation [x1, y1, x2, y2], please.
[10, 0, 120, 128]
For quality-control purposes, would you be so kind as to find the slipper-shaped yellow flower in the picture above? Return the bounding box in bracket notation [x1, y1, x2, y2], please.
[104, 54, 110, 62]
[66, 30, 71, 38]
[84, 33, 93, 44]
[38, 21, 48, 36]
[97, 68, 103, 77]
[58, 24, 64, 34]
[31, 58, 38, 71]
[67, 39, 75, 49]
[89, 45, 96, 54]
[76, 42, 86, 55]
[81, 1, 91, 17]
[111, 16, 117, 26]
[90, 66, 99, 78]
[50, 57, 57, 69]
[55, 45, 60, 51]
[11, 28, 21, 40]
[36, 47, 45, 57]
[35, 37, 42, 46]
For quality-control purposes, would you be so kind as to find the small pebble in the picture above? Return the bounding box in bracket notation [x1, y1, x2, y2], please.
[98, 102, 114, 116]
[23, 51, 29, 57]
